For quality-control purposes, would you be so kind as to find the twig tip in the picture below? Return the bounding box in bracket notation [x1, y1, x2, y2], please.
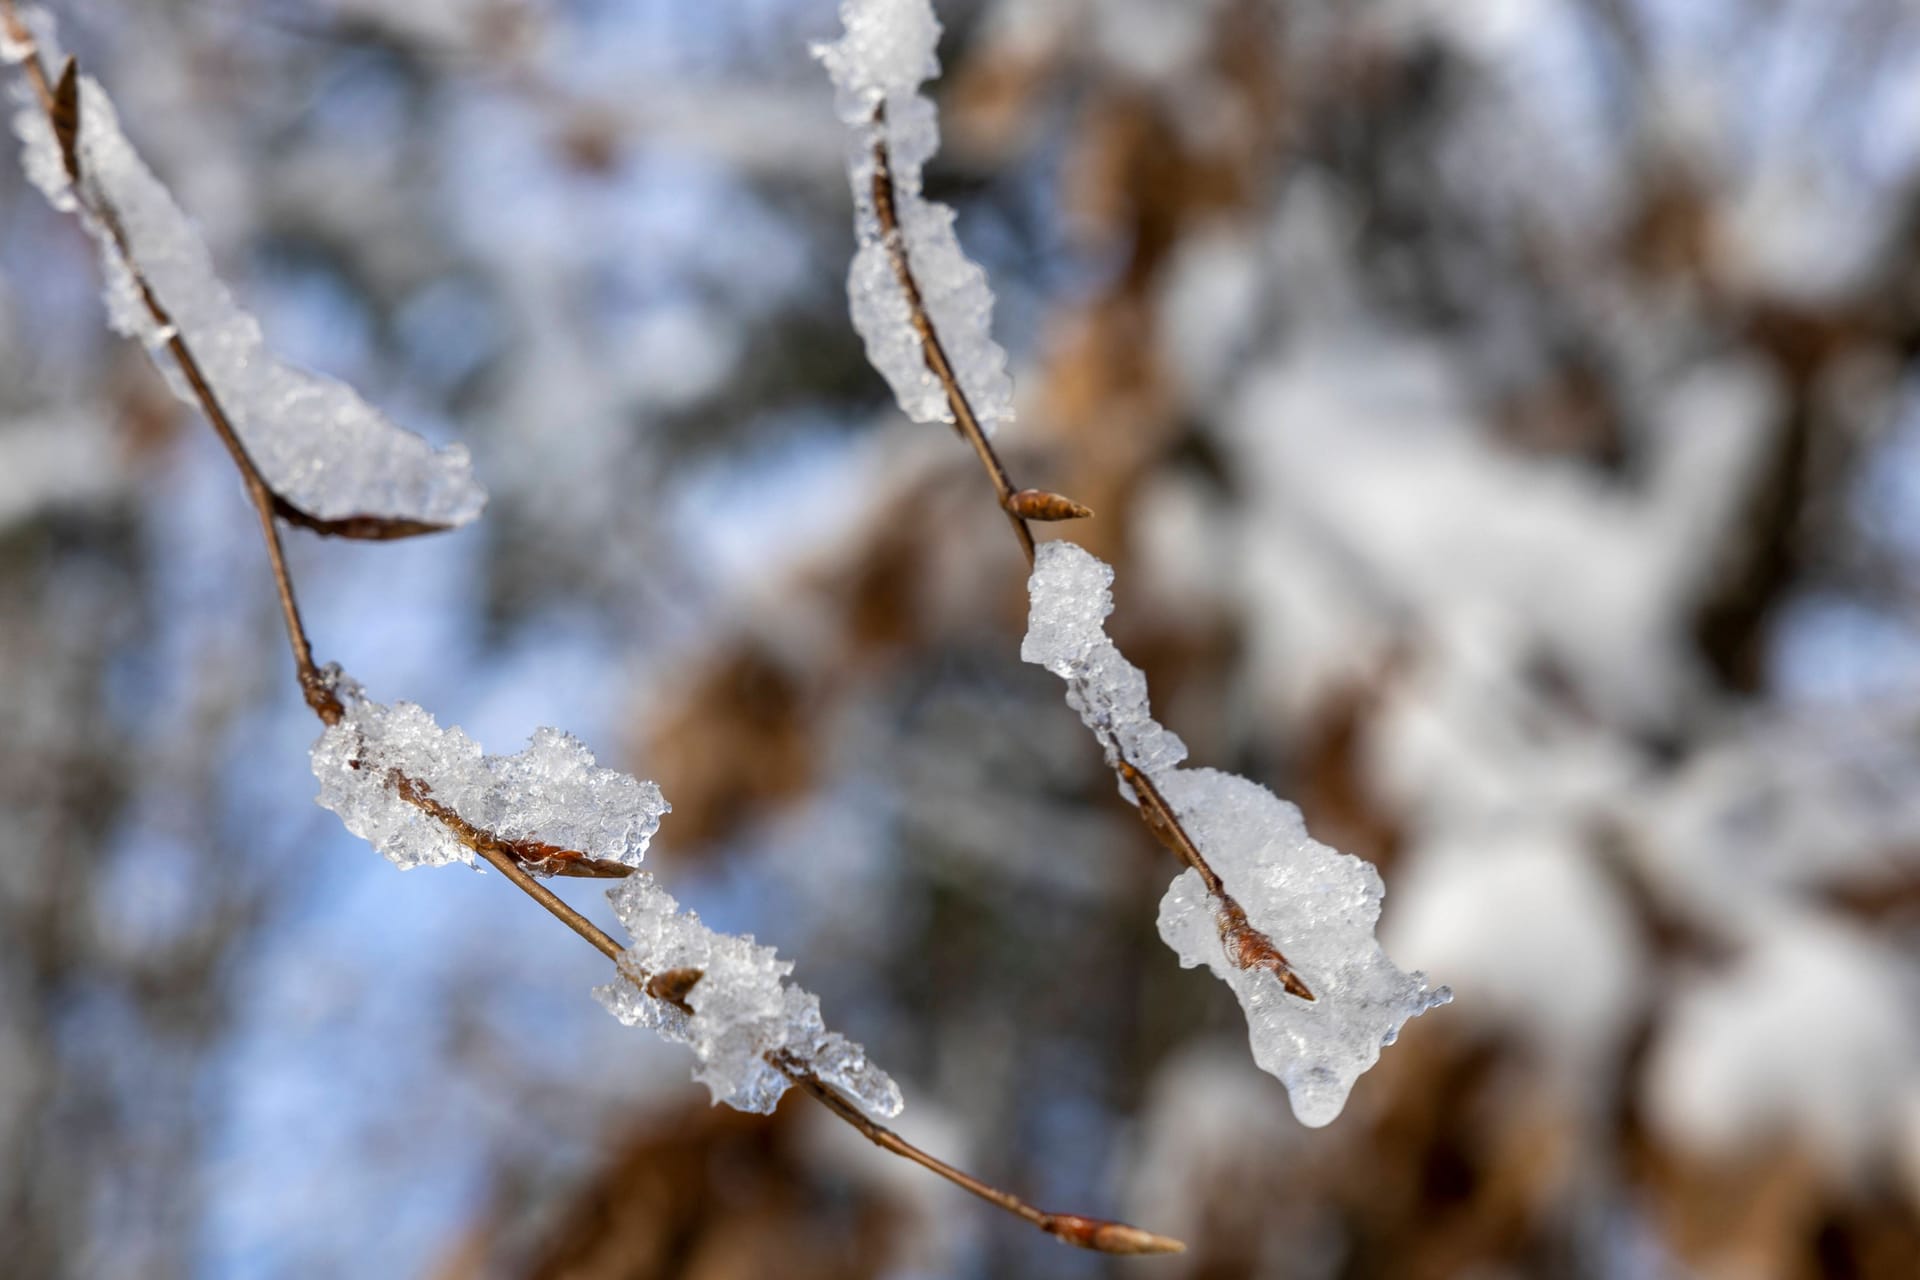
[1044, 1213, 1188, 1255]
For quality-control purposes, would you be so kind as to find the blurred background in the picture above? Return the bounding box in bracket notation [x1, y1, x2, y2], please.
[4, 0, 1920, 1276]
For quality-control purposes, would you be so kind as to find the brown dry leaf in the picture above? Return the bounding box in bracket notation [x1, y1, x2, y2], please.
[639, 645, 815, 849]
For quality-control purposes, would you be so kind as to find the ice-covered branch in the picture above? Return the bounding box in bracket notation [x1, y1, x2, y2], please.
[303, 675, 1179, 1251]
[815, 0, 1015, 438]
[595, 874, 903, 1117]
[815, 0, 1444, 1125]
[310, 676, 659, 878]
[3, 4, 484, 536]
[815, 0, 1046, 563]
[1025, 542, 1450, 1126]
[305, 674, 903, 1111]
[5, 0, 1185, 1253]
[302, 670, 900, 1118]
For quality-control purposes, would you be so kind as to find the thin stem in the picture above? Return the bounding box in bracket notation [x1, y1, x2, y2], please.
[868, 106, 1035, 567]
[867, 105, 1313, 1002]
[779, 1055, 1182, 1255]
[3, 17, 1182, 1252]
[469, 842, 626, 963]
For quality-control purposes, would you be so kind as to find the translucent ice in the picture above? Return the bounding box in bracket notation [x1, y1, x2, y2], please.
[310, 681, 667, 872]
[7, 25, 485, 528]
[596, 873, 904, 1118]
[307, 676, 897, 1119]
[815, 0, 1015, 434]
[1024, 540, 1448, 1125]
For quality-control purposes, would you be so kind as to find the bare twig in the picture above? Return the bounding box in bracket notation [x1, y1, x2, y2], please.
[867, 106, 1315, 1002]
[777, 1053, 1184, 1256]
[2, 12, 1181, 1254]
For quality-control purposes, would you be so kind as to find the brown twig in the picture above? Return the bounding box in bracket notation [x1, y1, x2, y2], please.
[0, 4, 339, 722]
[867, 105, 1315, 1002]
[2, 14, 1182, 1254]
[869, 104, 1036, 566]
[776, 1053, 1183, 1256]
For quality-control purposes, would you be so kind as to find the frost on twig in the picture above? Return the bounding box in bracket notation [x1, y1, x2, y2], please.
[595, 874, 904, 1119]
[307, 674, 901, 1119]
[4, 7, 485, 532]
[310, 674, 666, 874]
[1024, 541, 1450, 1126]
[814, 0, 1015, 434]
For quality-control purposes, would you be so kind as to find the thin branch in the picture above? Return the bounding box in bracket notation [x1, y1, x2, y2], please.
[0, 4, 336, 719]
[779, 1052, 1183, 1255]
[867, 105, 1315, 1002]
[2, 14, 1182, 1254]
[869, 104, 1036, 567]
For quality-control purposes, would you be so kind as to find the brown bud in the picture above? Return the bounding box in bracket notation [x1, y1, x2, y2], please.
[1217, 896, 1315, 1001]
[272, 493, 456, 541]
[52, 56, 81, 185]
[644, 966, 704, 1009]
[1044, 1213, 1186, 1255]
[529, 846, 635, 879]
[1005, 488, 1094, 522]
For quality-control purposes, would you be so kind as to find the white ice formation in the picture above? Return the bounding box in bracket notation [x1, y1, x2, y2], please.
[310, 680, 668, 872]
[815, 0, 1016, 434]
[1023, 540, 1448, 1126]
[5, 9, 485, 528]
[595, 874, 904, 1118]
[308, 675, 898, 1117]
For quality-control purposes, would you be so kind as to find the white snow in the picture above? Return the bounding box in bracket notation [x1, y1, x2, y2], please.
[596, 872, 904, 1118]
[1644, 921, 1920, 1178]
[307, 675, 898, 1118]
[1386, 826, 1645, 1084]
[7, 34, 486, 528]
[815, 0, 1016, 435]
[1023, 540, 1447, 1126]
[1632, 700, 1920, 934]
[310, 677, 667, 872]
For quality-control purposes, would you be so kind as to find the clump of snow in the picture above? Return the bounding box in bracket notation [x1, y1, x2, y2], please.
[1644, 921, 1920, 1178]
[6, 29, 485, 528]
[1633, 702, 1920, 933]
[0, 411, 125, 530]
[815, 0, 1016, 434]
[1023, 540, 1447, 1126]
[0, 4, 55, 67]
[306, 675, 897, 1119]
[310, 678, 667, 871]
[596, 872, 904, 1118]
[1385, 826, 1645, 1083]
[1221, 335, 1777, 730]
[1021, 540, 1189, 788]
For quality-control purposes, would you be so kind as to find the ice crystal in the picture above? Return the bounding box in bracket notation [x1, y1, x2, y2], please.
[310, 681, 667, 872]
[1023, 540, 1448, 1126]
[6, 15, 485, 528]
[815, 0, 1016, 434]
[307, 677, 896, 1119]
[595, 873, 904, 1118]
